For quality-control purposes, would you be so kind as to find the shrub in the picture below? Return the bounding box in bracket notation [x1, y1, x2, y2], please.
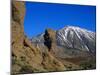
[20, 65, 34, 73]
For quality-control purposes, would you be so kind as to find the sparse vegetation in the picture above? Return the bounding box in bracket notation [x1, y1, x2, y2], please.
[44, 29, 52, 51]
[80, 58, 96, 70]
[19, 64, 34, 73]
[21, 56, 26, 61]
[67, 66, 72, 70]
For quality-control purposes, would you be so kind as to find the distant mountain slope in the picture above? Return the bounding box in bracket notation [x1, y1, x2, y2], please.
[31, 27, 96, 70]
[56, 26, 96, 53]
[31, 33, 44, 43]
[32, 26, 96, 54]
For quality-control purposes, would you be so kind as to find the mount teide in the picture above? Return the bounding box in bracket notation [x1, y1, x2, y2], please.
[57, 26, 96, 53]
[31, 26, 96, 70]
[32, 26, 96, 56]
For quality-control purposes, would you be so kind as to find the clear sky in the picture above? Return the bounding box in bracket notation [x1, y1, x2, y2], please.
[24, 2, 96, 38]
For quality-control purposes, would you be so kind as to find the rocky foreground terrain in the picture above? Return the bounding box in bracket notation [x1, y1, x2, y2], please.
[11, 1, 96, 75]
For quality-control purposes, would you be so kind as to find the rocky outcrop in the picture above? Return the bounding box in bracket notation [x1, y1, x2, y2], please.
[11, 1, 66, 74]
[43, 28, 56, 51]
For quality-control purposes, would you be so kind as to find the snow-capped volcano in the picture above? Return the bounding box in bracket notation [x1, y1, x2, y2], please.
[56, 26, 96, 53]
[31, 26, 96, 54]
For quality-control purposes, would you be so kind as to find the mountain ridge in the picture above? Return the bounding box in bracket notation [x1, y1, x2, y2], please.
[31, 26, 96, 70]
[32, 26, 96, 53]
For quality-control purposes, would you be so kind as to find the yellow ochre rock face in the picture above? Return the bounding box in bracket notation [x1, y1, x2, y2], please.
[11, 1, 66, 74]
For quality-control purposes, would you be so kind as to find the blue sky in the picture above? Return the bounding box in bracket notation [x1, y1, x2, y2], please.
[24, 2, 96, 38]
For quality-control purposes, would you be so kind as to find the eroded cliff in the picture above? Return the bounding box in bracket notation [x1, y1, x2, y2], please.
[11, 1, 66, 74]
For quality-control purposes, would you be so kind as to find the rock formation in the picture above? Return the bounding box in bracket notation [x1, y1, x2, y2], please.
[11, 1, 66, 74]
[12, 0, 96, 74]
